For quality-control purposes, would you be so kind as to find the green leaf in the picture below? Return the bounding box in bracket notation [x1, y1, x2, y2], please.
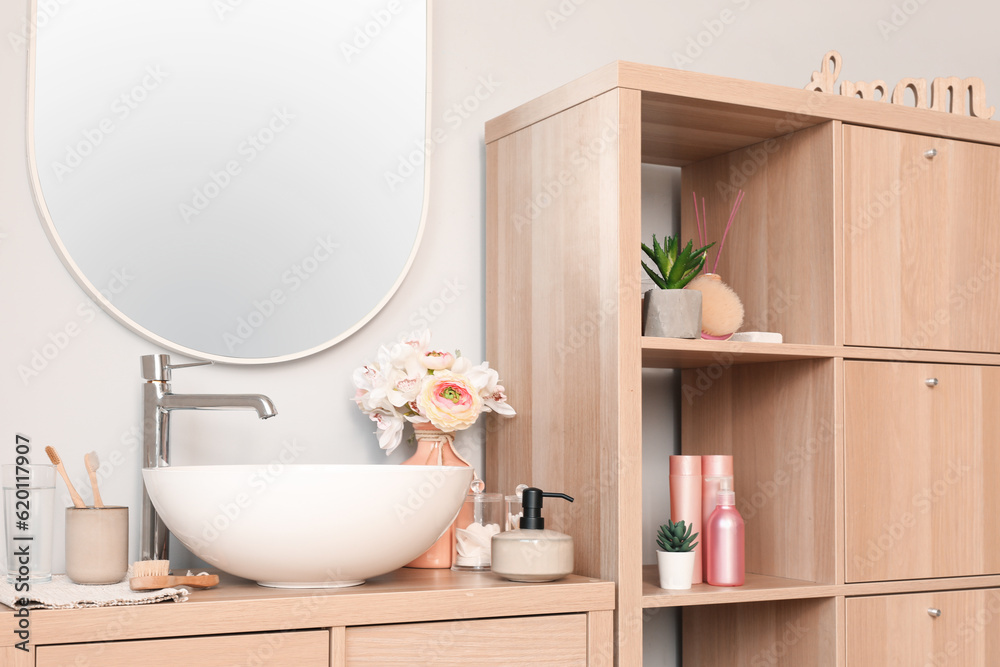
[673, 257, 704, 288]
[641, 241, 658, 264]
[655, 236, 674, 282]
[642, 261, 668, 289]
[665, 240, 692, 288]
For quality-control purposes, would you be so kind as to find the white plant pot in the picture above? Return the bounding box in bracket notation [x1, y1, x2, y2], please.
[643, 289, 702, 338]
[657, 550, 696, 590]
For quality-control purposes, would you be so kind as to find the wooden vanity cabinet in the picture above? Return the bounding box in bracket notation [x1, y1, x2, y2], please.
[344, 613, 590, 665]
[30, 616, 596, 667]
[846, 588, 1000, 665]
[844, 125, 1000, 353]
[2, 571, 614, 667]
[844, 361, 1000, 583]
[34, 630, 331, 667]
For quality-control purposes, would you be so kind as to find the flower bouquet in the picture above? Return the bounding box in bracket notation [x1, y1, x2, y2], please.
[352, 331, 515, 455]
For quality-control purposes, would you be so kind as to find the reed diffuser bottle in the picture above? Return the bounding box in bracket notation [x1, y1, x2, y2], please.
[705, 479, 744, 586]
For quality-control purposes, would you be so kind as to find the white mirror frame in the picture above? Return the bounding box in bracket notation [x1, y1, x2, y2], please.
[24, 0, 432, 364]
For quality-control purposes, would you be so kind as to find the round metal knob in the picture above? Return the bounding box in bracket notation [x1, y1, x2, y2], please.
[925, 378, 939, 387]
[928, 608, 942, 618]
[924, 148, 938, 159]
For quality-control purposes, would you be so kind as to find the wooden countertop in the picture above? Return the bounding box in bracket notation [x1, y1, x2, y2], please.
[1, 569, 615, 646]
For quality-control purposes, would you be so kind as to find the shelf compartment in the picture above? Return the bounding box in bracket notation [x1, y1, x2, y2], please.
[643, 568, 1000, 608]
[681, 359, 838, 586]
[680, 123, 837, 348]
[641, 337, 840, 368]
[642, 336, 1000, 369]
[641, 566, 836, 608]
[682, 597, 838, 666]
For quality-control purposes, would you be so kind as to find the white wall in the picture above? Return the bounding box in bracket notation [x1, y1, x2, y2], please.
[2, 0, 998, 661]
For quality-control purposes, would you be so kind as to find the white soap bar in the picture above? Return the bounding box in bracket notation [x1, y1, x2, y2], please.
[730, 331, 783, 343]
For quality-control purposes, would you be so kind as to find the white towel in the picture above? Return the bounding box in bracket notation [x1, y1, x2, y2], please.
[0, 573, 187, 609]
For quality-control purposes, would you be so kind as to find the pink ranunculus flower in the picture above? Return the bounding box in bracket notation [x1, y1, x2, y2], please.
[416, 370, 483, 432]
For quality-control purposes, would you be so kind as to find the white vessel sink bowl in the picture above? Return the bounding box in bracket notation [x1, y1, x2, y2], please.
[142, 464, 473, 588]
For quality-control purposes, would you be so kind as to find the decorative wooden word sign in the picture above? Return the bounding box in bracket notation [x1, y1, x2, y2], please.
[804, 50, 994, 119]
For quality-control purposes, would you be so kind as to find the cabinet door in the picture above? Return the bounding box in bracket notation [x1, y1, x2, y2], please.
[344, 614, 588, 665]
[845, 361, 1000, 582]
[846, 589, 1000, 666]
[36, 630, 329, 666]
[844, 125, 1000, 352]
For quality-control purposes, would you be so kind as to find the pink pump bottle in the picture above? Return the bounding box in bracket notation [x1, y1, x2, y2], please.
[705, 479, 744, 586]
[669, 455, 702, 585]
[701, 455, 733, 575]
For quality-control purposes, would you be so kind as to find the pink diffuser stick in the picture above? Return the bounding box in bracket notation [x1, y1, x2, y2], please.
[712, 189, 744, 274]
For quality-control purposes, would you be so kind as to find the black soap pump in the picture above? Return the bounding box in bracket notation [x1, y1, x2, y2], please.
[491, 487, 574, 582]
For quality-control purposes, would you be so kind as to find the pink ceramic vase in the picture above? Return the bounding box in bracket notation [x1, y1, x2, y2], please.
[402, 422, 470, 568]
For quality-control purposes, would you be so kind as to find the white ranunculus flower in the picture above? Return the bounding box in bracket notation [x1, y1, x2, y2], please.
[421, 350, 455, 370]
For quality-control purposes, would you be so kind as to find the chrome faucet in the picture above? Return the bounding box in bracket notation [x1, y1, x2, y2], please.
[140, 354, 277, 561]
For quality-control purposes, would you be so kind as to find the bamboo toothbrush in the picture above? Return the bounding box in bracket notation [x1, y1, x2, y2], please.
[45, 445, 87, 508]
[84, 451, 104, 508]
[129, 560, 220, 591]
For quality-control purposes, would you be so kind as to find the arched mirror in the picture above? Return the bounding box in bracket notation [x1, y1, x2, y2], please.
[27, 0, 429, 363]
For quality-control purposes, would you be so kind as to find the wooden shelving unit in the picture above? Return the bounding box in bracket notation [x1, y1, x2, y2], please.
[486, 61, 1000, 665]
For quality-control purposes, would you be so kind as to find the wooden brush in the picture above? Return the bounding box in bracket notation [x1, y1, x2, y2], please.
[129, 560, 220, 591]
[84, 451, 104, 508]
[45, 445, 87, 508]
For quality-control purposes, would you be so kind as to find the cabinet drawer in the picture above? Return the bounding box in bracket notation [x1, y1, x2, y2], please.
[844, 125, 1000, 353]
[847, 589, 1000, 666]
[845, 361, 1000, 582]
[36, 629, 329, 666]
[344, 613, 587, 665]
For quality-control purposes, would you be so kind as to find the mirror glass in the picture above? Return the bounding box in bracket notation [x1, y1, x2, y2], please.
[28, 0, 428, 362]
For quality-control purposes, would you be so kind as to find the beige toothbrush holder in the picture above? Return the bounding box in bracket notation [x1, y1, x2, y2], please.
[65, 506, 129, 585]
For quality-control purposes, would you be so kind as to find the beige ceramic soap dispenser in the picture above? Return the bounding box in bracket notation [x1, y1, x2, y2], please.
[490, 487, 574, 582]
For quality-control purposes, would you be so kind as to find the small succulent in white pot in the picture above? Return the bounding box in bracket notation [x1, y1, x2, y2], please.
[656, 519, 699, 590]
[641, 236, 714, 338]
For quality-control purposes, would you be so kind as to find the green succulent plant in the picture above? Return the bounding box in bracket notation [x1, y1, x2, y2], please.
[641, 235, 714, 290]
[657, 519, 699, 553]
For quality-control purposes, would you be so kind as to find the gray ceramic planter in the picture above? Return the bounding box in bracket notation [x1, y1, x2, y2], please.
[643, 289, 702, 338]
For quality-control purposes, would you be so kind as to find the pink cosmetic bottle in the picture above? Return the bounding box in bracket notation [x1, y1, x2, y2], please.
[705, 479, 745, 586]
[669, 455, 703, 584]
[701, 455, 733, 574]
